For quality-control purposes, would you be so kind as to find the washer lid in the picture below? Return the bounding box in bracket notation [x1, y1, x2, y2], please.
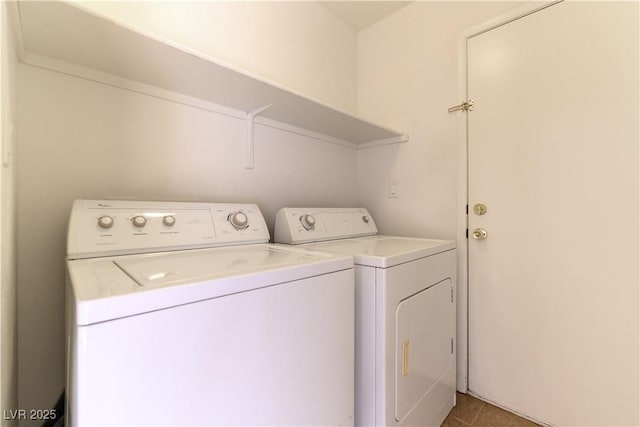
[67, 244, 353, 326]
[116, 246, 309, 288]
[304, 236, 455, 268]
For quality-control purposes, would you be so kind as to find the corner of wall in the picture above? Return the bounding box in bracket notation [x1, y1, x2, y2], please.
[1, 0, 19, 423]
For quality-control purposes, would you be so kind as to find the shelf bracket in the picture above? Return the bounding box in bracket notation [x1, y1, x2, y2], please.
[244, 104, 273, 169]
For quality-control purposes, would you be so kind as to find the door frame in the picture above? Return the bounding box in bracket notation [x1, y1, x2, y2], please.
[454, 0, 562, 393]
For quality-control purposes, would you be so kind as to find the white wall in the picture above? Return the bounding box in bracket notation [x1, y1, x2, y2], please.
[1, 1, 18, 424]
[356, 1, 521, 392]
[70, 0, 359, 114]
[16, 2, 359, 418]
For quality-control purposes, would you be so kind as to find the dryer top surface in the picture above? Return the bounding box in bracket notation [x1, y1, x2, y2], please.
[301, 236, 455, 268]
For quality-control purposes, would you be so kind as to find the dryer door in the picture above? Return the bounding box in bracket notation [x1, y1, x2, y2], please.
[395, 278, 453, 421]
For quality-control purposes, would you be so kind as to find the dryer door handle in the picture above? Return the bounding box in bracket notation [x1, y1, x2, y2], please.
[402, 340, 410, 378]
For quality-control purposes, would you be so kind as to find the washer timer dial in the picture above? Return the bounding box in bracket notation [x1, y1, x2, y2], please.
[228, 211, 249, 230]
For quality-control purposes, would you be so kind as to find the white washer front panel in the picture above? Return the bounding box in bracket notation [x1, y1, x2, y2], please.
[69, 270, 355, 426]
[355, 266, 377, 427]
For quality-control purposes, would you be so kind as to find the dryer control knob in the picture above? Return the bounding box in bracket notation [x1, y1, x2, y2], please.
[300, 214, 316, 231]
[228, 211, 249, 230]
[131, 215, 147, 228]
[97, 215, 114, 229]
[163, 215, 176, 227]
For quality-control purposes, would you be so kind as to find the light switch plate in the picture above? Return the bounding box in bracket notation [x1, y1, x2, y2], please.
[388, 179, 399, 198]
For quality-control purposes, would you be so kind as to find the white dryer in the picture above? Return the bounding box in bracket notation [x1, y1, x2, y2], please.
[66, 200, 355, 426]
[275, 207, 456, 427]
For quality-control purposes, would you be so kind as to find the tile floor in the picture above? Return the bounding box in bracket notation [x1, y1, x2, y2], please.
[442, 392, 541, 427]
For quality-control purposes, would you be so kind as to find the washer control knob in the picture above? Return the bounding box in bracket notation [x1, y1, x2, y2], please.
[362, 215, 370, 224]
[97, 215, 114, 229]
[300, 214, 316, 231]
[163, 215, 176, 227]
[131, 215, 147, 228]
[228, 211, 249, 230]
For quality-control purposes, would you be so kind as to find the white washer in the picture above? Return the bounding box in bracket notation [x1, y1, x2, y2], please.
[275, 207, 456, 427]
[66, 200, 355, 427]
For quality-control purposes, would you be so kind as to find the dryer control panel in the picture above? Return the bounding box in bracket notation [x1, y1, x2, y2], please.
[67, 200, 269, 259]
[274, 207, 378, 244]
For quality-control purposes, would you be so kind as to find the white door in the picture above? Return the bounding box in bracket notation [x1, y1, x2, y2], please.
[467, 2, 639, 426]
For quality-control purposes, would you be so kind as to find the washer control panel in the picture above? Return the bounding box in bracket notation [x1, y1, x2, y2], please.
[67, 200, 270, 259]
[274, 207, 377, 244]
